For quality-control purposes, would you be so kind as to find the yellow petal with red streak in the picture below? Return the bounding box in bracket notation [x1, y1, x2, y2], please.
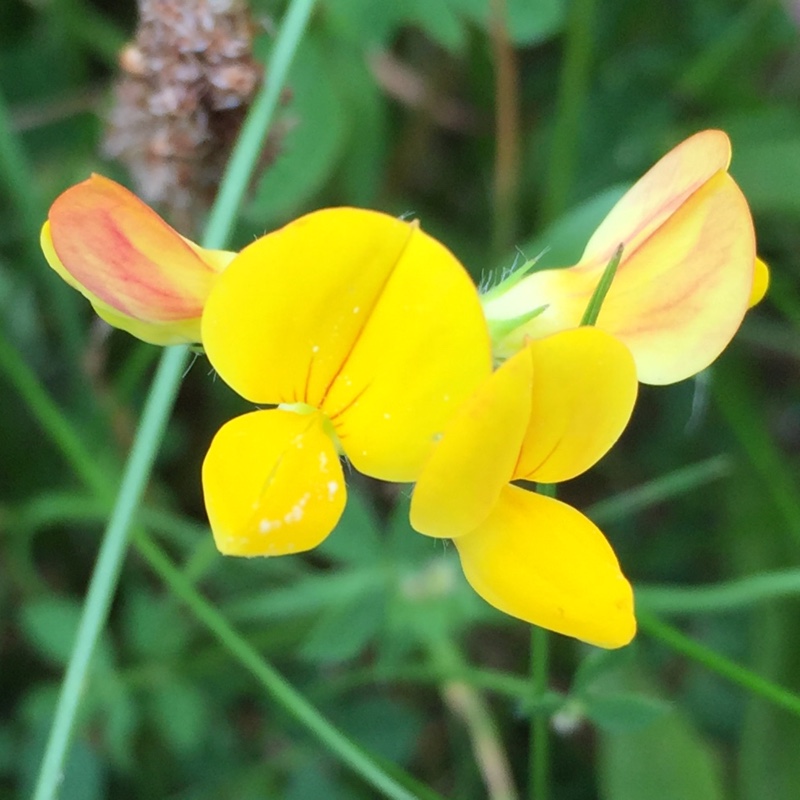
[46, 174, 228, 325]
[581, 129, 731, 267]
[490, 171, 754, 384]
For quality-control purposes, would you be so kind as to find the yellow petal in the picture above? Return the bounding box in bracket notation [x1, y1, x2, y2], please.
[514, 328, 638, 483]
[491, 171, 754, 385]
[203, 207, 492, 482]
[409, 347, 533, 538]
[45, 175, 230, 336]
[749, 256, 769, 307]
[454, 485, 636, 648]
[202, 208, 418, 406]
[323, 223, 492, 481]
[202, 409, 346, 557]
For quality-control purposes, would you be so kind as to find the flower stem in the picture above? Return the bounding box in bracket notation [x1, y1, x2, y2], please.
[529, 626, 550, 800]
[637, 610, 800, 717]
[32, 346, 189, 800]
[489, 0, 521, 257]
[0, 331, 107, 497]
[541, 0, 596, 224]
[134, 531, 432, 800]
[0, 86, 84, 367]
[530, 482, 556, 800]
[31, 2, 317, 798]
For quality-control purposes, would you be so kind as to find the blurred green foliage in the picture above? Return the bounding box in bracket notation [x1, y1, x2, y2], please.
[2, 0, 800, 798]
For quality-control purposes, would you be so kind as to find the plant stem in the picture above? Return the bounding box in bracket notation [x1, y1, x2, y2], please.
[32, 346, 188, 800]
[586, 455, 731, 526]
[637, 610, 800, 717]
[489, 0, 520, 257]
[529, 481, 556, 800]
[541, 0, 596, 224]
[0, 86, 84, 363]
[429, 637, 519, 800]
[0, 332, 107, 497]
[636, 570, 800, 616]
[529, 626, 549, 800]
[134, 531, 430, 800]
[31, 2, 317, 797]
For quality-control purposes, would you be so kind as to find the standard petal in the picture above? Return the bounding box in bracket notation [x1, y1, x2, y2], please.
[514, 328, 638, 483]
[409, 347, 532, 539]
[454, 485, 636, 648]
[202, 409, 346, 557]
[581, 129, 731, 267]
[321, 221, 493, 481]
[202, 208, 417, 406]
[46, 175, 229, 325]
[490, 171, 755, 384]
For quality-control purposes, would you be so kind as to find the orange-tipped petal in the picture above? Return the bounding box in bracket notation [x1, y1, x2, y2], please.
[454, 485, 636, 648]
[514, 328, 638, 483]
[202, 409, 346, 557]
[750, 256, 769, 307]
[45, 174, 232, 340]
[489, 170, 755, 384]
[409, 347, 533, 539]
[203, 207, 492, 483]
[581, 130, 732, 267]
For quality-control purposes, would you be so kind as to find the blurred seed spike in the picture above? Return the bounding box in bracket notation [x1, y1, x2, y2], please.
[103, 0, 275, 231]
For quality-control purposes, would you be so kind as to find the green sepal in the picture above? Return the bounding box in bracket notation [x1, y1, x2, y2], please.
[481, 253, 542, 303]
[486, 303, 549, 344]
[580, 243, 623, 326]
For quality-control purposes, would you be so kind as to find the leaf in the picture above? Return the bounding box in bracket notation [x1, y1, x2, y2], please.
[500, 184, 629, 275]
[456, 0, 566, 45]
[248, 36, 346, 225]
[321, 0, 398, 46]
[584, 692, 671, 732]
[505, 0, 566, 45]
[596, 665, 725, 800]
[121, 585, 191, 661]
[326, 43, 388, 206]
[300, 587, 385, 663]
[572, 646, 638, 694]
[19, 596, 114, 671]
[731, 137, 800, 218]
[316, 484, 381, 564]
[285, 761, 346, 800]
[329, 696, 424, 765]
[403, 0, 469, 53]
[101, 677, 139, 771]
[225, 568, 383, 623]
[19, 725, 107, 800]
[148, 679, 210, 756]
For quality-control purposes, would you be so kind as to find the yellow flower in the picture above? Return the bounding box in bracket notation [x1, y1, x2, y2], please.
[41, 174, 235, 345]
[482, 130, 769, 385]
[410, 327, 639, 648]
[201, 207, 492, 557]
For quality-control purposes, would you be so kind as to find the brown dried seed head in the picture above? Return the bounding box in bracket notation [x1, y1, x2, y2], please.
[103, 0, 278, 232]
